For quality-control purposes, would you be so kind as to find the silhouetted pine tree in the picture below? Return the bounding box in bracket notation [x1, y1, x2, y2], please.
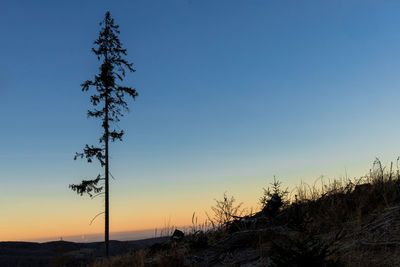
[69, 11, 137, 257]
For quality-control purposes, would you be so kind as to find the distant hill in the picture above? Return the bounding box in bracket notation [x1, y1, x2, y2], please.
[0, 237, 168, 267]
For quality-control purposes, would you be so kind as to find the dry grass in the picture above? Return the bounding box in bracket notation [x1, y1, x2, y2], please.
[271, 158, 400, 266]
[87, 158, 400, 266]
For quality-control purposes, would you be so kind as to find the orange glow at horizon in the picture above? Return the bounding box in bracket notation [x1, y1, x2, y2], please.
[2, 164, 371, 242]
[1, 187, 262, 242]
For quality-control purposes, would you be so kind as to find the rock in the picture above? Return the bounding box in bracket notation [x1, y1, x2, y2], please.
[171, 229, 185, 241]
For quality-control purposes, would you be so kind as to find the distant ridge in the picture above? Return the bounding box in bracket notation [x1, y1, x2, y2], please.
[0, 237, 168, 267]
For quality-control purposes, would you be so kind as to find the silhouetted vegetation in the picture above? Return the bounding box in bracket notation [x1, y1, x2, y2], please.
[259, 176, 289, 218]
[69, 11, 137, 258]
[206, 192, 245, 228]
[259, 176, 289, 208]
[85, 158, 400, 266]
[8, 159, 400, 266]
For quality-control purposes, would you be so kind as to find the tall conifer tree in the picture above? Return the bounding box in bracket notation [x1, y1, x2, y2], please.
[70, 11, 137, 257]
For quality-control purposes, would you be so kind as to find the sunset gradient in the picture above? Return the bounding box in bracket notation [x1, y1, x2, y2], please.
[2, 0, 400, 241]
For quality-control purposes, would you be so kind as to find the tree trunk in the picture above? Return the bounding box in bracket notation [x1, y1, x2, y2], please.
[104, 94, 110, 258]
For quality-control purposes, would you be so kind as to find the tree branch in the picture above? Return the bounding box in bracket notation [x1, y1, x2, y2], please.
[89, 211, 105, 225]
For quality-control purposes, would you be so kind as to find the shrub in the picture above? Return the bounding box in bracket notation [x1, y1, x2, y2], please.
[206, 192, 244, 228]
[260, 176, 288, 217]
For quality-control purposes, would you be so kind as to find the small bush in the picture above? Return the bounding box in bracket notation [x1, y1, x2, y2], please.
[260, 177, 288, 217]
[206, 192, 244, 228]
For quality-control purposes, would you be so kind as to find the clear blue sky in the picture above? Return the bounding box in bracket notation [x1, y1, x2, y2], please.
[2, 0, 400, 240]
